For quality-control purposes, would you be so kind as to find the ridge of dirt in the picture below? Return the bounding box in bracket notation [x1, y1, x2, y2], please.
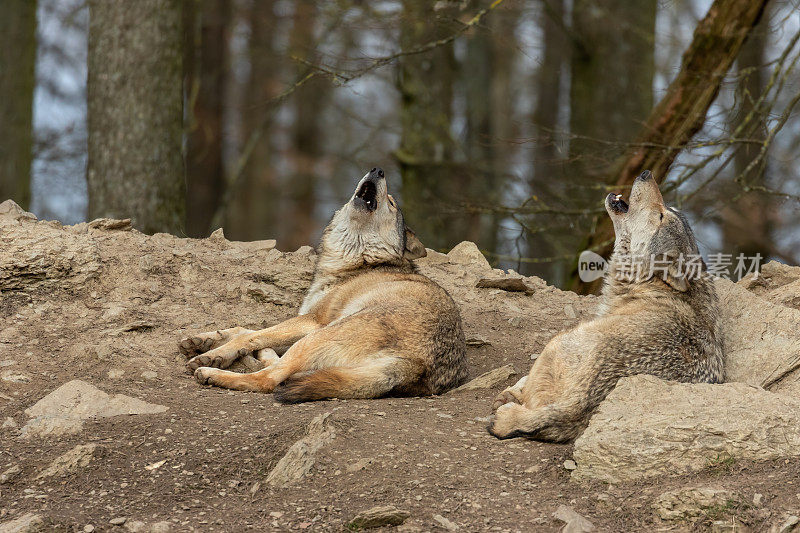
[1, 209, 799, 532]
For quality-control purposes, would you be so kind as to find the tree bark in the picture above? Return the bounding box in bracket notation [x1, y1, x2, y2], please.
[572, 0, 769, 293]
[396, 0, 459, 251]
[87, 0, 185, 235]
[185, 0, 230, 237]
[0, 0, 37, 209]
[226, 0, 278, 242]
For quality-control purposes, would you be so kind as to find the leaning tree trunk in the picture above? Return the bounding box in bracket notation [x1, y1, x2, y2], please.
[571, 0, 769, 294]
[87, 0, 185, 235]
[0, 0, 37, 209]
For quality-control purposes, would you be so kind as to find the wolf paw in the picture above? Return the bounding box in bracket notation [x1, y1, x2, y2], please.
[178, 334, 219, 358]
[194, 367, 219, 386]
[492, 390, 521, 412]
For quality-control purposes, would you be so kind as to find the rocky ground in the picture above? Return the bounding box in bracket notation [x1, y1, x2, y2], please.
[1, 199, 799, 532]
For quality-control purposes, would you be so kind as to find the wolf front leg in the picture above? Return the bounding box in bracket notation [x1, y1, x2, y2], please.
[487, 399, 590, 443]
[179, 326, 256, 358]
[185, 315, 321, 372]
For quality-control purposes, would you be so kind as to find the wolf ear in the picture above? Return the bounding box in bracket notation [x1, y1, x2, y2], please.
[403, 227, 427, 260]
[663, 249, 689, 292]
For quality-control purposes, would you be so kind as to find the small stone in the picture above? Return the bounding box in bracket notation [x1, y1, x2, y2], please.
[141, 371, 158, 381]
[553, 505, 594, 532]
[507, 316, 522, 327]
[564, 304, 577, 319]
[109, 517, 127, 526]
[465, 336, 490, 347]
[124, 521, 147, 533]
[150, 521, 171, 533]
[209, 227, 226, 242]
[84, 525, 95, 532]
[2, 417, 17, 429]
[432, 514, 459, 531]
[0, 513, 43, 533]
[530, 353, 540, 361]
[450, 365, 517, 392]
[348, 505, 410, 530]
[269, 512, 283, 519]
[0, 464, 22, 484]
[753, 493, 763, 506]
[107, 369, 125, 380]
[564, 459, 577, 471]
[447, 241, 491, 271]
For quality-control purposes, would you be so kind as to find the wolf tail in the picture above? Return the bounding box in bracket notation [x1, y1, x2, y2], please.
[273, 359, 407, 404]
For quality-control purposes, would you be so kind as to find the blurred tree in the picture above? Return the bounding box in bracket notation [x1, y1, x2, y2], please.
[572, 0, 769, 293]
[721, 13, 773, 259]
[185, 0, 230, 237]
[396, 0, 459, 251]
[86, 0, 185, 234]
[226, 0, 279, 242]
[0, 0, 37, 209]
[529, 0, 568, 280]
[282, 0, 329, 250]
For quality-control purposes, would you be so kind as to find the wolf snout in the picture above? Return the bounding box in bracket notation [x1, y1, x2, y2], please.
[369, 167, 385, 180]
[635, 169, 653, 182]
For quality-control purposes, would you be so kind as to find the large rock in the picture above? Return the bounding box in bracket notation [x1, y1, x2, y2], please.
[20, 380, 167, 438]
[450, 364, 517, 392]
[36, 443, 101, 479]
[572, 376, 800, 483]
[266, 412, 336, 488]
[716, 278, 800, 395]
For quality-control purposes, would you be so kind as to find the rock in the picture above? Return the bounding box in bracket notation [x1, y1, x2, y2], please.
[108, 369, 125, 380]
[88, 218, 132, 231]
[124, 521, 147, 533]
[208, 227, 226, 242]
[20, 380, 168, 438]
[432, 514, 459, 531]
[0, 370, 30, 383]
[475, 277, 533, 294]
[84, 525, 95, 532]
[348, 506, 410, 530]
[553, 505, 594, 532]
[573, 376, 800, 483]
[447, 241, 491, 271]
[0, 464, 22, 484]
[450, 365, 516, 392]
[773, 515, 799, 533]
[0, 200, 36, 222]
[37, 443, 100, 479]
[563, 460, 577, 471]
[0, 513, 43, 533]
[711, 519, 745, 532]
[716, 278, 800, 395]
[464, 336, 490, 347]
[109, 517, 127, 526]
[753, 493, 763, 506]
[653, 487, 740, 521]
[140, 371, 158, 381]
[266, 412, 336, 487]
[149, 522, 171, 533]
[1, 417, 16, 429]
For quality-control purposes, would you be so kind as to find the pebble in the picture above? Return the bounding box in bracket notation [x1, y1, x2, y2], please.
[109, 517, 127, 525]
[753, 493, 763, 506]
[141, 370, 158, 380]
[84, 525, 95, 532]
[564, 459, 577, 471]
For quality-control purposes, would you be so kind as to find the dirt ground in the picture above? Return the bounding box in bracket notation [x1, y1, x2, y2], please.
[1, 212, 799, 532]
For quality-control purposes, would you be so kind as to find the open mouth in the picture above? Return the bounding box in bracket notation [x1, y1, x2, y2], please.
[608, 193, 629, 214]
[355, 180, 378, 211]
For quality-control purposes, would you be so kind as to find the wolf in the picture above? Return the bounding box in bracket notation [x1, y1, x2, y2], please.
[179, 167, 468, 402]
[488, 170, 724, 442]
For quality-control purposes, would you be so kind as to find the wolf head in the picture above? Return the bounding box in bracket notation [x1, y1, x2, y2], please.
[605, 170, 702, 292]
[319, 167, 426, 267]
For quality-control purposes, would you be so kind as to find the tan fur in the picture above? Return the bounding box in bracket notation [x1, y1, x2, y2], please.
[180, 168, 467, 402]
[488, 171, 724, 442]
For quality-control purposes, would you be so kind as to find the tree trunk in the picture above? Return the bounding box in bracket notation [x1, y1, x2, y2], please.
[721, 11, 772, 259]
[226, 0, 278, 242]
[185, 0, 230, 237]
[0, 0, 37, 209]
[565, 0, 656, 285]
[572, 0, 769, 293]
[528, 0, 568, 280]
[87, 0, 185, 235]
[396, 0, 458, 252]
[282, 0, 328, 250]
